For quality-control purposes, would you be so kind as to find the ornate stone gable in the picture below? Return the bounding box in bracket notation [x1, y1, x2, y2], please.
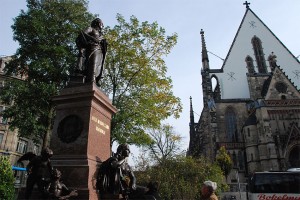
[264, 67, 300, 100]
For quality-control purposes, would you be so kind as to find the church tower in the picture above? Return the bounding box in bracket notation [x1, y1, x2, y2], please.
[187, 30, 217, 160]
[189, 2, 300, 198]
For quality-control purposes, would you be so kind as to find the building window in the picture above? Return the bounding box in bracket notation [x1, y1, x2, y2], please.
[247, 128, 250, 137]
[251, 153, 254, 161]
[14, 162, 25, 188]
[225, 107, 237, 142]
[233, 151, 237, 168]
[245, 55, 255, 74]
[16, 139, 28, 153]
[238, 151, 244, 170]
[251, 36, 267, 73]
[33, 145, 40, 155]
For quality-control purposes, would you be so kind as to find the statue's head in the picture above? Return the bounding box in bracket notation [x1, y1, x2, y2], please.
[51, 168, 62, 179]
[117, 143, 130, 157]
[41, 147, 53, 159]
[91, 18, 104, 30]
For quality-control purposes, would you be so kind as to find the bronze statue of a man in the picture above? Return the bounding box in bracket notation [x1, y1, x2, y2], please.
[76, 18, 107, 84]
[97, 144, 136, 199]
[17, 147, 54, 199]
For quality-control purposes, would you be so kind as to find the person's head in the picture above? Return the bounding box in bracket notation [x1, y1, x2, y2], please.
[117, 143, 130, 158]
[51, 168, 62, 180]
[41, 147, 53, 159]
[91, 18, 104, 30]
[201, 180, 217, 196]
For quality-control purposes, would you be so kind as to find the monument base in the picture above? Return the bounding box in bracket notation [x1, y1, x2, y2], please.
[50, 82, 117, 200]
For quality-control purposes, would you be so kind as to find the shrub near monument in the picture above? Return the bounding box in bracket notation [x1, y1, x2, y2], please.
[0, 156, 15, 200]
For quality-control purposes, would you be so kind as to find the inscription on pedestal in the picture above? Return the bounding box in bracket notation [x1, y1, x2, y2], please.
[91, 115, 109, 135]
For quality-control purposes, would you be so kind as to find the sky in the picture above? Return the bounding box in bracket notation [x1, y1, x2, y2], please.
[1, 0, 300, 163]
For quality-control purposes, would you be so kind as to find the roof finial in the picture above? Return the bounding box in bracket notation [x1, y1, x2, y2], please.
[243, 1, 250, 9]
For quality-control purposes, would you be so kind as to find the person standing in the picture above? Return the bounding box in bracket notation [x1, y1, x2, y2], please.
[201, 180, 218, 200]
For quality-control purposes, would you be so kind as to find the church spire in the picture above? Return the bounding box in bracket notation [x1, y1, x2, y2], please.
[188, 96, 195, 155]
[200, 29, 212, 107]
[190, 96, 195, 125]
[200, 29, 209, 70]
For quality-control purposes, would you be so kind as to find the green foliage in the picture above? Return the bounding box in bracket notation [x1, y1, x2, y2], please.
[135, 156, 227, 199]
[0, 0, 95, 145]
[216, 146, 233, 178]
[0, 156, 15, 200]
[1, 80, 57, 144]
[100, 14, 182, 145]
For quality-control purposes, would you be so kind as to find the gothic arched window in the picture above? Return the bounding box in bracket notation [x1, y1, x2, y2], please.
[247, 128, 250, 137]
[245, 55, 255, 74]
[211, 75, 221, 100]
[238, 151, 244, 170]
[251, 36, 267, 73]
[232, 151, 237, 168]
[225, 107, 237, 142]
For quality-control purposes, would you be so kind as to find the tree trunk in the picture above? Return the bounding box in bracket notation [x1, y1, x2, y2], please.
[42, 107, 54, 149]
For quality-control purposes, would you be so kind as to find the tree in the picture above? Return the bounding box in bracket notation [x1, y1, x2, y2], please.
[216, 146, 233, 179]
[0, 156, 15, 200]
[0, 0, 95, 147]
[100, 14, 182, 145]
[135, 156, 227, 200]
[144, 124, 183, 164]
[133, 127, 228, 199]
[1, 1, 181, 148]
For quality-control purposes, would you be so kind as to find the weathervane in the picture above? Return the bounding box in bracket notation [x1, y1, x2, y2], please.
[243, 1, 250, 8]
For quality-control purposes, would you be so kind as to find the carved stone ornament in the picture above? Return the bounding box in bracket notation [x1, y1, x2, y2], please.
[57, 115, 84, 143]
[274, 70, 283, 80]
[275, 82, 287, 93]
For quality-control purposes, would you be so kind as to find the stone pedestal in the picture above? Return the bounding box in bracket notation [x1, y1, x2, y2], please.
[50, 82, 117, 200]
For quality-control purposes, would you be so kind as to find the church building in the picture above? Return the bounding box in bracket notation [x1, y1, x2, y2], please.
[188, 2, 300, 196]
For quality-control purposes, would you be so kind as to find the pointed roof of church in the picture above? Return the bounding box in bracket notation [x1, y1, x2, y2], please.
[211, 3, 300, 99]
